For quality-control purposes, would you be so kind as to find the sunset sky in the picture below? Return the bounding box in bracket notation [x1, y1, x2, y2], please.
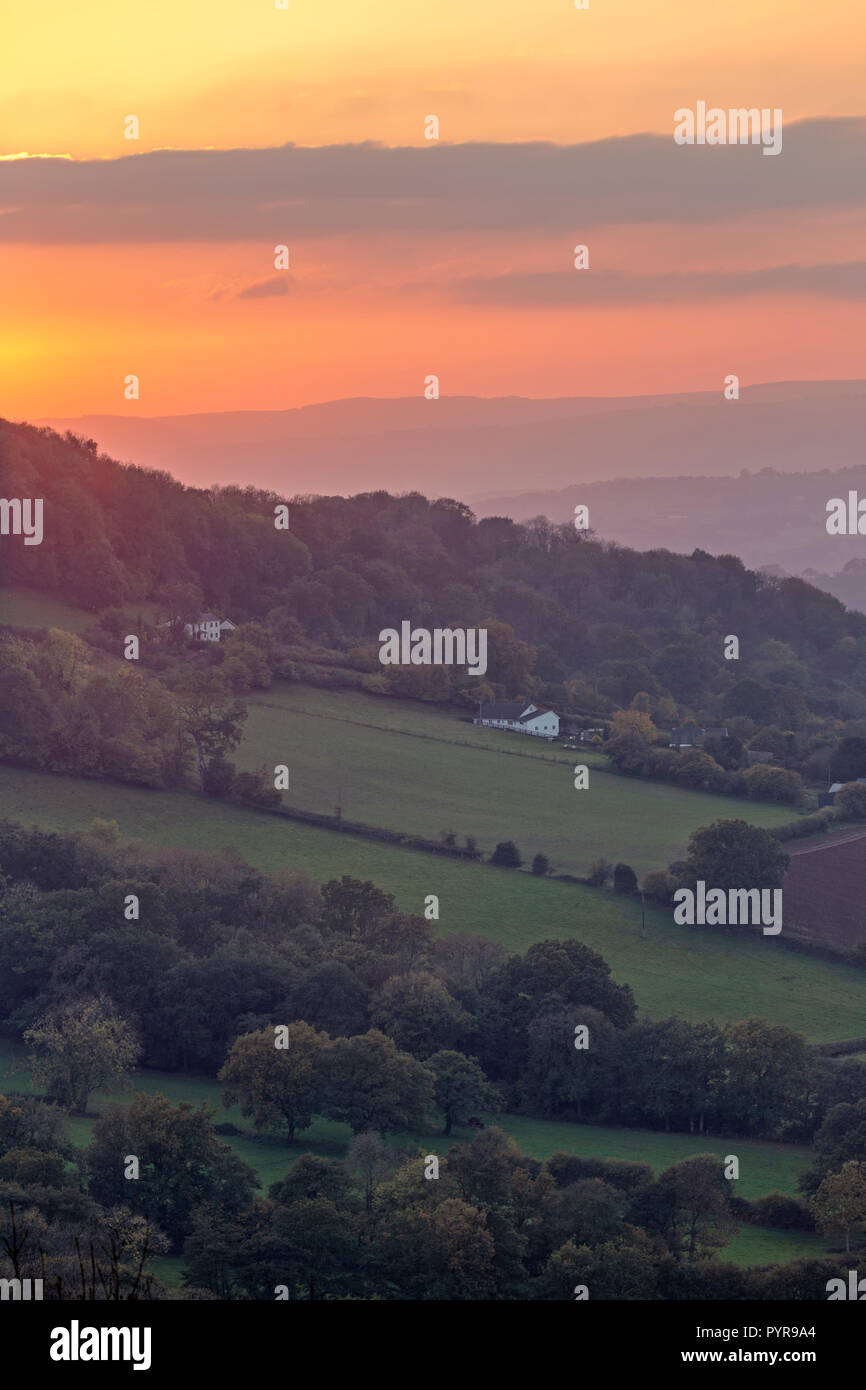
[3, 0, 866, 418]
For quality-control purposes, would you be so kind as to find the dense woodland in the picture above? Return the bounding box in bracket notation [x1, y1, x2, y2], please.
[2, 821, 864, 1143]
[1, 822, 865, 1299]
[6, 420, 866, 799]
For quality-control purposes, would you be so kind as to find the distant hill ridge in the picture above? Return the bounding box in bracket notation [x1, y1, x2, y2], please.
[36, 379, 866, 499]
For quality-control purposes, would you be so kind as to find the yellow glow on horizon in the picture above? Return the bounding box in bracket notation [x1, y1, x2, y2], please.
[2, 0, 865, 158]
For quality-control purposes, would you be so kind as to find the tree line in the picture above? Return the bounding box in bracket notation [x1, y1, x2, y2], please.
[3, 821, 865, 1146]
[6, 419, 866, 775]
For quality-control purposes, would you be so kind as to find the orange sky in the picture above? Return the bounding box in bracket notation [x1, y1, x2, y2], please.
[2, 0, 866, 417]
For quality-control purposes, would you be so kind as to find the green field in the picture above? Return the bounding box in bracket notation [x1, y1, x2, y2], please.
[1, 763, 863, 1040]
[238, 684, 794, 878]
[0, 586, 157, 634]
[0, 1038, 828, 1270]
[1, 1037, 812, 1199]
[0, 586, 96, 633]
[722, 1225, 827, 1268]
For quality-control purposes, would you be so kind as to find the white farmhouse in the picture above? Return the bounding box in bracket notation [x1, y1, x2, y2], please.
[186, 613, 237, 642]
[473, 701, 560, 740]
[160, 612, 238, 642]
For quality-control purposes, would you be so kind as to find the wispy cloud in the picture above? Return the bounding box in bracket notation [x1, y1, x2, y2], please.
[235, 275, 290, 299]
[447, 261, 866, 306]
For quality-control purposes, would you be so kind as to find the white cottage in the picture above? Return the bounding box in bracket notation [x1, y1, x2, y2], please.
[473, 701, 559, 740]
[180, 613, 238, 642]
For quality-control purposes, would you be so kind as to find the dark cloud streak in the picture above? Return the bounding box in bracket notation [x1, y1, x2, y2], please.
[448, 261, 866, 306]
[0, 119, 863, 243]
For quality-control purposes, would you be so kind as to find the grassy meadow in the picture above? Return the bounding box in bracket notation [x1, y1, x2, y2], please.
[0, 586, 157, 634]
[238, 683, 795, 878]
[0, 1039, 828, 1270]
[0, 763, 863, 1041]
[0, 586, 96, 633]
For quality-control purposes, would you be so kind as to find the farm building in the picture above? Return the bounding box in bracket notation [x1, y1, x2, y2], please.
[819, 777, 866, 808]
[474, 701, 559, 740]
[185, 613, 237, 642]
[747, 749, 776, 766]
[160, 613, 237, 642]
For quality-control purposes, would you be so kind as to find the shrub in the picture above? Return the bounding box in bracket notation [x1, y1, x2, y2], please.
[675, 749, 726, 792]
[742, 763, 805, 805]
[490, 840, 521, 868]
[202, 753, 236, 798]
[771, 808, 835, 842]
[749, 1192, 815, 1231]
[613, 863, 638, 894]
[587, 857, 613, 887]
[531, 853, 550, 876]
[640, 869, 676, 906]
[835, 782, 866, 820]
[233, 769, 281, 809]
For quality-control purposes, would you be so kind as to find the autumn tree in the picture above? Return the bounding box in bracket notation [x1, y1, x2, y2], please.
[320, 1030, 435, 1134]
[636, 1154, 737, 1262]
[814, 1161, 866, 1253]
[24, 998, 139, 1116]
[835, 782, 866, 820]
[218, 1023, 330, 1142]
[609, 710, 657, 742]
[679, 819, 789, 892]
[88, 1093, 257, 1250]
[345, 1131, 399, 1214]
[370, 972, 470, 1057]
[174, 671, 247, 785]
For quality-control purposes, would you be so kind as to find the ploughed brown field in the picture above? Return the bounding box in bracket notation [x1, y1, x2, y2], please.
[784, 832, 866, 951]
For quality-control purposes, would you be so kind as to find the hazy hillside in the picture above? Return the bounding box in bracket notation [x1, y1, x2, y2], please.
[38, 380, 866, 498]
[474, 463, 866, 586]
[5, 414, 866, 738]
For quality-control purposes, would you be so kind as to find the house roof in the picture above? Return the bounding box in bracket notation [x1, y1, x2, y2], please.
[480, 701, 531, 720]
[198, 612, 220, 622]
[479, 701, 555, 722]
[670, 725, 702, 743]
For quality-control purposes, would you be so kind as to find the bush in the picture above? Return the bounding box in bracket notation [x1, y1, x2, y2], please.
[742, 763, 804, 805]
[233, 769, 282, 809]
[749, 1192, 815, 1232]
[640, 869, 676, 906]
[675, 749, 726, 792]
[587, 856, 613, 887]
[202, 753, 236, 798]
[771, 808, 835, 842]
[834, 782, 866, 820]
[490, 840, 521, 868]
[645, 747, 680, 781]
[546, 1151, 653, 1193]
[531, 853, 550, 876]
[613, 863, 638, 894]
